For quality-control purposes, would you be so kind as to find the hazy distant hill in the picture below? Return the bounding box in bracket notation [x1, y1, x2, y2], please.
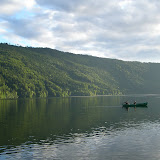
[0, 43, 159, 99]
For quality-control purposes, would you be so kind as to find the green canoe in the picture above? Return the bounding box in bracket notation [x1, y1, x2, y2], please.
[122, 102, 148, 108]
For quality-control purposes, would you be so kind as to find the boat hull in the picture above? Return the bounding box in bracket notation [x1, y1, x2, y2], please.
[122, 102, 148, 108]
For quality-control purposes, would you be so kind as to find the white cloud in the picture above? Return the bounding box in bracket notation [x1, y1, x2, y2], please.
[1, 0, 160, 62]
[0, 0, 36, 15]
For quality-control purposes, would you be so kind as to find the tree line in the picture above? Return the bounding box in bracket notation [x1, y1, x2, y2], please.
[0, 43, 159, 99]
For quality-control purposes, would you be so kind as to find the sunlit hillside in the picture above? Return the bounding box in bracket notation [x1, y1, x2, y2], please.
[0, 43, 159, 99]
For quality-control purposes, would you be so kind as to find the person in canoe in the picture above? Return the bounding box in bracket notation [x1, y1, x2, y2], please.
[125, 101, 129, 105]
[133, 101, 136, 111]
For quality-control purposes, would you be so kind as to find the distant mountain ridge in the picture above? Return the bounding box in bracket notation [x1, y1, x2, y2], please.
[0, 43, 159, 99]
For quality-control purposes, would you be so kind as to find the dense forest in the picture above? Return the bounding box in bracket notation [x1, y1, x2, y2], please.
[0, 43, 160, 99]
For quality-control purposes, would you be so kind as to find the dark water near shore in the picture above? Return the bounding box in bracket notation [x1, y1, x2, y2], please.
[0, 95, 160, 159]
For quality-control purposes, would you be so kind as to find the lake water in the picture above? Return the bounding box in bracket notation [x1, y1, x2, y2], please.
[0, 95, 160, 159]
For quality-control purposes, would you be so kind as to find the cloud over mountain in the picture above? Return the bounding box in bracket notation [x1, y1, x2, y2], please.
[1, 0, 160, 62]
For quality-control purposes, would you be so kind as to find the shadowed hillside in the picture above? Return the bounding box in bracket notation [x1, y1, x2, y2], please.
[0, 43, 159, 99]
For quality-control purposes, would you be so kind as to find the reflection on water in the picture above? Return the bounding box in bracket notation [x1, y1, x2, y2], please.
[0, 95, 160, 159]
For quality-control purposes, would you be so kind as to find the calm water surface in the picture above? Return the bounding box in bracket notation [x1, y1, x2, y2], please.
[0, 95, 160, 159]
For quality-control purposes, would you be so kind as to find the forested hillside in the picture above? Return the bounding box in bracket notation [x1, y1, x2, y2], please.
[0, 43, 159, 99]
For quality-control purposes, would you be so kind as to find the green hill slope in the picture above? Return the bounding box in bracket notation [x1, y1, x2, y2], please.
[0, 43, 159, 99]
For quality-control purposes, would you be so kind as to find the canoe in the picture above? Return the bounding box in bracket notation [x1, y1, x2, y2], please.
[122, 102, 148, 108]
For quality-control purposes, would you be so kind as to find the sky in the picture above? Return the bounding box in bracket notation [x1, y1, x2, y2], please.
[1, 0, 160, 62]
